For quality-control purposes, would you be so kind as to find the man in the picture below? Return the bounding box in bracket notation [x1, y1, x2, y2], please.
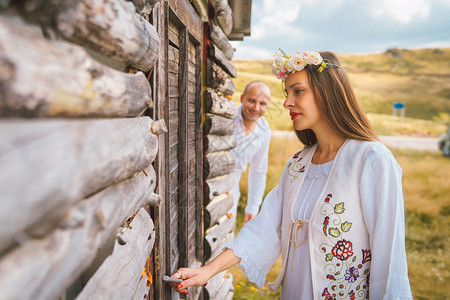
[230, 81, 271, 226]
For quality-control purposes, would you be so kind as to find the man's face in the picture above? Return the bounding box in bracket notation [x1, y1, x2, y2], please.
[241, 84, 271, 122]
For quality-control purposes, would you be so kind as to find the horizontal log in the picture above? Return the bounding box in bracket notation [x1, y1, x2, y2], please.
[204, 173, 235, 200]
[210, 19, 233, 61]
[217, 77, 236, 96]
[191, 0, 208, 22]
[204, 193, 234, 229]
[209, 44, 237, 78]
[205, 59, 236, 95]
[205, 88, 238, 119]
[205, 134, 237, 154]
[210, 272, 234, 300]
[0, 16, 151, 118]
[0, 117, 158, 254]
[18, 0, 159, 72]
[77, 208, 155, 300]
[225, 291, 234, 300]
[204, 214, 236, 261]
[204, 270, 227, 300]
[130, 0, 160, 17]
[133, 276, 150, 300]
[207, 231, 234, 264]
[0, 166, 157, 300]
[210, 0, 233, 36]
[205, 114, 236, 136]
[204, 151, 235, 180]
[206, 59, 228, 90]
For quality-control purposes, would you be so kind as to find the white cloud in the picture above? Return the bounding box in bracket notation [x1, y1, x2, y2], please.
[370, 0, 430, 24]
[231, 42, 273, 59]
[251, 0, 304, 39]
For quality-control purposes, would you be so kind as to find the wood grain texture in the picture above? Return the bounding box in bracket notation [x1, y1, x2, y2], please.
[203, 214, 236, 261]
[18, 0, 159, 72]
[76, 208, 155, 300]
[204, 193, 234, 228]
[209, 0, 233, 35]
[131, 0, 160, 18]
[210, 19, 234, 60]
[204, 134, 237, 154]
[167, 0, 202, 42]
[205, 113, 236, 136]
[205, 59, 236, 96]
[204, 173, 235, 201]
[0, 16, 152, 118]
[0, 117, 157, 254]
[0, 166, 157, 300]
[205, 271, 234, 300]
[209, 44, 237, 78]
[204, 151, 235, 180]
[205, 88, 238, 119]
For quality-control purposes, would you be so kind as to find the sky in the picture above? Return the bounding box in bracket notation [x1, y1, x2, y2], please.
[230, 0, 450, 59]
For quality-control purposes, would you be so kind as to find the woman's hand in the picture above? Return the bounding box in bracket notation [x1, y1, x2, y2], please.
[243, 213, 256, 226]
[169, 267, 213, 294]
[168, 249, 241, 294]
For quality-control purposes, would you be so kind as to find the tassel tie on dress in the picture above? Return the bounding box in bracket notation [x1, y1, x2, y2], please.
[288, 219, 309, 272]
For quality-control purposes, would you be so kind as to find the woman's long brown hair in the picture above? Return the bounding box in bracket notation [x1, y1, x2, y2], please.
[294, 51, 378, 146]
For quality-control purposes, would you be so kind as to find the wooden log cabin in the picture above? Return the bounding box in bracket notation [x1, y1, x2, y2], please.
[0, 0, 252, 299]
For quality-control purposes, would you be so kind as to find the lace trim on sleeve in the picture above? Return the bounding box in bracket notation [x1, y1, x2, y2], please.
[226, 240, 266, 288]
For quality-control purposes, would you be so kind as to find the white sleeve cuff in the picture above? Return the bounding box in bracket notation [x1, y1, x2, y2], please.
[245, 204, 260, 215]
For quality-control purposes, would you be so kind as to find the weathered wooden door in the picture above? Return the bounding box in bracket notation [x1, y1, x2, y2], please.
[153, 1, 203, 299]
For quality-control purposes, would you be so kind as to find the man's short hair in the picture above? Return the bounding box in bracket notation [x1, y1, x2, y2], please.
[243, 81, 271, 97]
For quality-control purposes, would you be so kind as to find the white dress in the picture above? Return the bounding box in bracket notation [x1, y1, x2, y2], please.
[227, 143, 412, 299]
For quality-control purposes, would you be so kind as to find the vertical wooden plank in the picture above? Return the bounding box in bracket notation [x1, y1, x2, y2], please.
[194, 40, 204, 263]
[186, 40, 196, 266]
[160, 3, 172, 300]
[177, 25, 189, 269]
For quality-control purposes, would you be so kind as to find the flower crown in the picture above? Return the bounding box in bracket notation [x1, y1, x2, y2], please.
[272, 49, 341, 81]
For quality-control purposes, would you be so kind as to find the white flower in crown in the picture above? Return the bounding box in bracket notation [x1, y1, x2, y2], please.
[304, 51, 323, 65]
[274, 55, 286, 69]
[272, 53, 289, 80]
[289, 52, 307, 71]
[272, 49, 328, 81]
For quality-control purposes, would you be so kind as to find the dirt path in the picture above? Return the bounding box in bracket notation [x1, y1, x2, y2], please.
[378, 135, 438, 152]
[272, 131, 439, 152]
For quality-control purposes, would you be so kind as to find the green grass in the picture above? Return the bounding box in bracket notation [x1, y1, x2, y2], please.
[230, 136, 450, 299]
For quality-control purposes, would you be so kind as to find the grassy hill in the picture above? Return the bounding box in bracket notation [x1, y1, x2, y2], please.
[231, 48, 450, 137]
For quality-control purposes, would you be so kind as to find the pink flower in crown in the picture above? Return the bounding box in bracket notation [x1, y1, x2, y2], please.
[272, 65, 287, 80]
[304, 51, 323, 65]
[288, 53, 306, 72]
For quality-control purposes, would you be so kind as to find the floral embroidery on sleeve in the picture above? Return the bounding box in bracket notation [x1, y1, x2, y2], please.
[319, 193, 371, 299]
[287, 150, 306, 182]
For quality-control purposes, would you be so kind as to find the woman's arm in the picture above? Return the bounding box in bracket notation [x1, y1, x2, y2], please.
[360, 144, 413, 299]
[169, 248, 241, 294]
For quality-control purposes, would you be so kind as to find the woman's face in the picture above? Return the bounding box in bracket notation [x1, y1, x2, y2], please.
[283, 70, 324, 132]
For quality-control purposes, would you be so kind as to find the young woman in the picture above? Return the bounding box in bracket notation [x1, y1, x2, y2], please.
[169, 51, 413, 299]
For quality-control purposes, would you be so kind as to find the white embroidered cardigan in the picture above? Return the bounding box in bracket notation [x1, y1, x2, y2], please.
[227, 139, 413, 300]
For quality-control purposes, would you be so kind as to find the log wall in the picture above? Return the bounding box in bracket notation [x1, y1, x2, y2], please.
[0, 1, 161, 299]
[202, 2, 238, 296]
[0, 0, 246, 299]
